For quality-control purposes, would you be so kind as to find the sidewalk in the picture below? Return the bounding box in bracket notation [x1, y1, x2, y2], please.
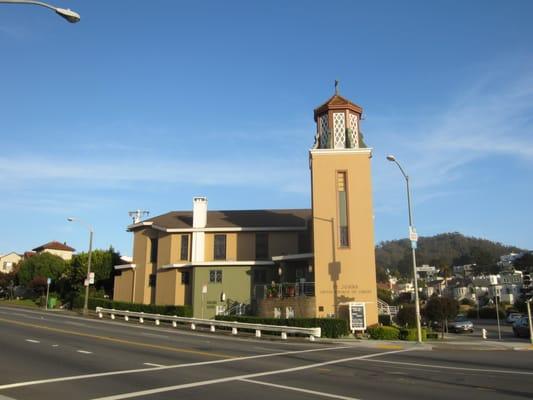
[316, 337, 533, 351]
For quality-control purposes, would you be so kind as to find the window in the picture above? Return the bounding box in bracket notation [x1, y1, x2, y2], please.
[214, 235, 226, 260]
[253, 269, 267, 284]
[255, 232, 269, 260]
[337, 171, 349, 247]
[209, 269, 222, 283]
[180, 235, 189, 261]
[149, 274, 157, 287]
[150, 238, 158, 263]
[181, 271, 190, 285]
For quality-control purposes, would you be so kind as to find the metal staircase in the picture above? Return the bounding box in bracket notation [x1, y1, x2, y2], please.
[377, 299, 399, 317]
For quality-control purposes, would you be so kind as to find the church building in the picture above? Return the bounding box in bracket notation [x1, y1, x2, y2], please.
[113, 89, 378, 326]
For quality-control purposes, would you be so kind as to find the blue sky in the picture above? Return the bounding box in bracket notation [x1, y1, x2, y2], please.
[1, 0, 532, 256]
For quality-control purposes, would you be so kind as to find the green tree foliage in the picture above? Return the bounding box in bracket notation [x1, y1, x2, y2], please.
[514, 252, 533, 271]
[397, 304, 417, 328]
[17, 253, 67, 286]
[375, 232, 522, 278]
[377, 287, 393, 304]
[424, 296, 459, 336]
[65, 247, 121, 298]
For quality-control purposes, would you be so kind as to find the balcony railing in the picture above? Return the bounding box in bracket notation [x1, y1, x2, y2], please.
[253, 282, 315, 300]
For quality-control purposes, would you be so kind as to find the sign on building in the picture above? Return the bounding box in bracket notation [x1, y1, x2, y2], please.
[348, 302, 366, 331]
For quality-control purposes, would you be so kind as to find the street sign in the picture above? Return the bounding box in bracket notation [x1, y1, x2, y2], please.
[84, 279, 89, 287]
[348, 302, 366, 331]
[409, 226, 418, 242]
[47, 278, 51, 285]
[89, 272, 95, 284]
[202, 284, 208, 294]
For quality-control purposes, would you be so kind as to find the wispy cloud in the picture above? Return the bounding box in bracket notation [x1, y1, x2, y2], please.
[373, 59, 533, 216]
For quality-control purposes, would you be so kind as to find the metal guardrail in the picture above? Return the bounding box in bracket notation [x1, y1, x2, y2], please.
[95, 307, 321, 340]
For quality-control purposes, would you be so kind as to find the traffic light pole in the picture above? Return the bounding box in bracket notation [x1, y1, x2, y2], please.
[527, 300, 533, 345]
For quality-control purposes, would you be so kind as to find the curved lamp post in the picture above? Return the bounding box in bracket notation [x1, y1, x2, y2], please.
[386, 155, 423, 343]
[68, 217, 93, 316]
[0, 0, 80, 23]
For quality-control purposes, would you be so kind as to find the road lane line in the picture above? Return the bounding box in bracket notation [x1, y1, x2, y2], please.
[0, 316, 230, 359]
[240, 378, 360, 400]
[89, 349, 412, 400]
[77, 350, 93, 354]
[143, 363, 165, 367]
[0, 345, 351, 390]
[363, 359, 533, 375]
[25, 339, 40, 343]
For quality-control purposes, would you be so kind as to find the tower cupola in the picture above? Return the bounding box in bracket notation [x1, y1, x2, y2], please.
[312, 84, 363, 150]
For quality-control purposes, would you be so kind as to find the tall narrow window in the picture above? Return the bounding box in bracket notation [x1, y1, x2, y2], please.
[337, 171, 349, 247]
[150, 238, 158, 263]
[180, 235, 189, 261]
[214, 234, 226, 260]
[255, 232, 269, 260]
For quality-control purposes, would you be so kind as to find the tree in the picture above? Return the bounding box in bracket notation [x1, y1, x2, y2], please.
[17, 253, 67, 287]
[424, 296, 459, 338]
[397, 304, 417, 328]
[514, 252, 533, 271]
[65, 247, 121, 299]
[377, 287, 393, 304]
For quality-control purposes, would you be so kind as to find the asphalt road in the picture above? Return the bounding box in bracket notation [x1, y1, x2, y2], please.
[0, 306, 532, 400]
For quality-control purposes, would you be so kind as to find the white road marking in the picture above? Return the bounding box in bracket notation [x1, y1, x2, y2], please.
[52, 345, 59, 347]
[240, 378, 360, 400]
[363, 359, 533, 375]
[25, 339, 40, 343]
[89, 349, 412, 400]
[77, 350, 93, 354]
[0, 345, 351, 390]
[143, 363, 166, 367]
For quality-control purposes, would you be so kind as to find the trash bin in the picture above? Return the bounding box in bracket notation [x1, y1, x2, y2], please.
[48, 297, 57, 309]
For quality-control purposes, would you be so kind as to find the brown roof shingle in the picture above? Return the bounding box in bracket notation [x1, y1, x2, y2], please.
[134, 209, 311, 230]
[32, 241, 75, 252]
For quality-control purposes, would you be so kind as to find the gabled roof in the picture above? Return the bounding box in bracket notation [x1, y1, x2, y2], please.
[130, 209, 312, 231]
[32, 241, 75, 252]
[313, 94, 363, 121]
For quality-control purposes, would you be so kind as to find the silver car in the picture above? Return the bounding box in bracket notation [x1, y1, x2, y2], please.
[448, 316, 474, 333]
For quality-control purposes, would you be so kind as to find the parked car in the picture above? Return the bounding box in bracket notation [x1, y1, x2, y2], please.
[506, 312, 524, 324]
[512, 317, 531, 338]
[448, 316, 474, 333]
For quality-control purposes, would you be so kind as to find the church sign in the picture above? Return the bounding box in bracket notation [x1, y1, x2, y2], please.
[348, 302, 366, 331]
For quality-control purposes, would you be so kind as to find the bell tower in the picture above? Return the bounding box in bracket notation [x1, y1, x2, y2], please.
[310, 85, 378, 326]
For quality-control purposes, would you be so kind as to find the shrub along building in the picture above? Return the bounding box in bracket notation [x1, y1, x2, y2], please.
[114, 90, 378, 326]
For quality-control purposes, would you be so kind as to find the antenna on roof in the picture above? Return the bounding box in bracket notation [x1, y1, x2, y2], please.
[129, 210, 149, 224]
[334, 79, 339, 95]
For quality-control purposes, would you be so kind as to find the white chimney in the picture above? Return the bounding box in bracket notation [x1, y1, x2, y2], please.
[191, 197, 207, 262]
[193, 197, 208, 228]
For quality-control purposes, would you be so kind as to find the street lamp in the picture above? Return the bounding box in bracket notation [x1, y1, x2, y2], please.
[387, 155, 423, 343]
[0, 0, 80, 23]
[68, 217, 93, 316]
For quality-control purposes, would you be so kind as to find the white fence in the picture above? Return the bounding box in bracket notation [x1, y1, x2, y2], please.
[95, 307, 321, 341]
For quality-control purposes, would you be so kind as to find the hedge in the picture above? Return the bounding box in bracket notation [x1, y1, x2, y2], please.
[367, 326, 400, 340]
[466, 306, 506, 319]
[215, 316, 349, 338]
[399, 328, 427, 341]
[73, 296, 192, 317]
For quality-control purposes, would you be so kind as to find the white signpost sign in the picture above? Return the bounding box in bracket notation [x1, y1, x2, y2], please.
[348, 302, 366, 332]
[89, 272, 95, 285]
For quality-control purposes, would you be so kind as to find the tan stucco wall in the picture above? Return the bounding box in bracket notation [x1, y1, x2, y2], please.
[0, 253, 21, 273]
[132, 229, 156, 304]
[204, 233, 238, 261]
[155, 268, 179, 305]
[269, 232, 299, 257]
[310, 149, 378, 326]
[113, 269, 135, 302]
[42, 249, 73, 261]
[236, 232, 255, 260]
